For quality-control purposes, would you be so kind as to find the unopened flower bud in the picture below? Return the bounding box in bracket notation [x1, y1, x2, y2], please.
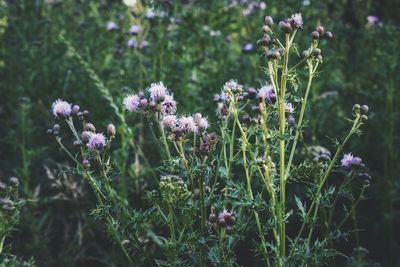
[81, 131, 93, 143]
[225, 225, 234, 235]
[316, 26, 325, 35]
[9, 177, 19, 187]
[246, 87, 257, 99]
[53, 130, 60, 136]
[46, 128, 53, 135]
[82, 159, 90, 169]
[77, 112, 84, 121]
[287, 116, 296, 126]
[209, 213, 217, 223]
[262, 25, 270, 33]
[53, 124, 61, 132]
[72, 105, 80, 114]
[139, 98, 148, 109]
[257, 35, 271, 46]
[324, 31, 333, 39]
[360, 105, 369, 114]
[264, 16, 274, 26]
[107, 123, 116, 137]
[361, 115, 368, 122]
[311, 31, 320, 39]
[314, 48, 322, 56]
[84, 123, 96, 133]
[73, 140, 82, 146]
[279, 21, 292, 33]
[218, 218, 227, 227]
[353, 104, 361, 112]
[0, 182, 6, 190]
[83, 110, 90, 118]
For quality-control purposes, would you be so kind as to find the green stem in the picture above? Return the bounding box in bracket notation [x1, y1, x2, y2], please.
[289, 117, 360, 258]
[285, 62, 319, 179]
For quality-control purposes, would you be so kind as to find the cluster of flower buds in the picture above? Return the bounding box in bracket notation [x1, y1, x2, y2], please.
[278, 13, 303, 33]
[195, 132, 219, 158]
[302, 47, 323, 61]
[0, 177, 19, 211]
[123, 82, 177, 116]
[159, 175, 191, 207]
[352, 104, 369, 122]
[49, 99, 117, 170]
[214, 80, 244, 119]
[311, 25, 333, 40]
[308, 146, 331, 162]
[162, 113, 210, 141]
[209, 208, 236, 235]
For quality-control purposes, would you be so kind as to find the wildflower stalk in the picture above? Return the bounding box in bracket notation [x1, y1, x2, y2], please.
[157, 119, 172, 162]
[338, 185, 367, 229]
[289, 116, 361, 257]
[277, 32, 292, 262]
[233, 109, 271, 266]
[259, 102, 280, 257]
[198, 159, 207, 267]
[285, 60, 319, 179]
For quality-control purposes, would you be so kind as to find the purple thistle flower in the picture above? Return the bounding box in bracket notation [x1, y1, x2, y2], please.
[87, 133, 106, 151]
[160, 95, 177, 115]
[145, 8, 156, 19]
[127, 38, 138, 48]
[285, 103, 295, 114]
[52, 99, 72, 119]
[194, 113, 209, 131]
[148, 82, 168, 103]
[223, 80, 243, 94]
[123, 94, 140, 112]
[107, 21, 119, 32]
[341, 153, 363, 169]
[242, 42, 254, 53]
[162, 115, 177, 130]
[367, 15, 380, 27]
[128, 24, 143, 35]
[257, 85, 276, 104]
[178, 116, 197, 133]
[291, 13, 303, 28]
[218, 209, 235, 226]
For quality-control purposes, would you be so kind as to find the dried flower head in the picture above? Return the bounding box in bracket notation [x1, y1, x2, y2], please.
[52, 99, 72, 119]
[123, 94, 140, 112]
[87, 133, 106, 151]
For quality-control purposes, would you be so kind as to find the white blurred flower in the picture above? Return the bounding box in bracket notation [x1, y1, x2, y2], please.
[123, 0, 137, 7]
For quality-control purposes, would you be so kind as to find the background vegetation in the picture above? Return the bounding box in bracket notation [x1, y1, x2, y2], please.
[0, 0, 399, 266]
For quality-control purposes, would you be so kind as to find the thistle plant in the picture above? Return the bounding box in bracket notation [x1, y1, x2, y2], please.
[48, 11, 371, 267]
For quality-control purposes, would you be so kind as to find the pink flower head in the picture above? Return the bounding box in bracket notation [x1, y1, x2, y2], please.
[148, 82, 168, 102]
[107, 21, 119, 31]
[87, 133, 106, 151]
[285, 103, 295, 114]
[193, 114, 209, 131]
[123, 94, 140, 112]
[341, 153, 363, 169]
[160, 95, 177, 115]
[162, 115, 177, 130]
[52, 99, 72, 119]
[258, 85, 276, 104]
[178, 116, 197, 133]
[128, 24, 143, 35]
[291, 13, 303, 28]
[367, 15, 379, 25]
